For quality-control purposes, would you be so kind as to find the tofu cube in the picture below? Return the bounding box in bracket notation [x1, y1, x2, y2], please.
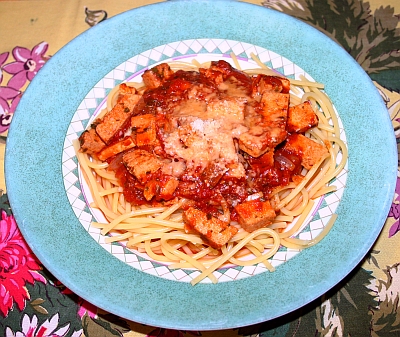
[143, 180, 158, 201]
[234, 199, 276, 233]
[78, 128, 106, 156]
[131, 114, 157, 146]
[96, 103, 132, 144]
[206, 97, 245, 122]
[97, 136, 136, 161]
[238, 132, 269, 158]
[239, 126, 286, 158]
[142, 63, 174, 89]
[118, 83, 137, 95]
[260, 92, 289, 128]
[283, 134, 328, 170]
[159, 176, 179, 200]
[183, 207, 238, 249]
[144, 176, 179, 201]
[122, 149, 162, 183]
[287, 101, 319, 133]
[201, 162, 228, 188]
[117, 93, 141, 111]
[251, 74, 291, 97]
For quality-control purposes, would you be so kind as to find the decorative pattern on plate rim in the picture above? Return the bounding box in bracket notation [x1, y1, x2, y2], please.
[61, 39, 348, 284]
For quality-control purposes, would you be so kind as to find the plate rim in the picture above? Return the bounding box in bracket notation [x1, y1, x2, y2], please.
[5, 0, 397, 330]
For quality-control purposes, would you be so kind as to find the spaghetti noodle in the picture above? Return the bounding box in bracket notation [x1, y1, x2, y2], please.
[75, 56, 347, 285]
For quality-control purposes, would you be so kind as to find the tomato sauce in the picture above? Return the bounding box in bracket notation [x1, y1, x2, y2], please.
[107, 60, 303, 215]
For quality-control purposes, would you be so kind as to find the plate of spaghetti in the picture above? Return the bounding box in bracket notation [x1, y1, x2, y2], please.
[5, 0, 397, 330]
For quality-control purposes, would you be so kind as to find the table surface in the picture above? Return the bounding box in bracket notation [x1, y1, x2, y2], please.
[1, 1, 400, 336]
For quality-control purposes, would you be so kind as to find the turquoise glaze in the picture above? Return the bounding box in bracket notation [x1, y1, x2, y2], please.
[5, 0, 397, 330]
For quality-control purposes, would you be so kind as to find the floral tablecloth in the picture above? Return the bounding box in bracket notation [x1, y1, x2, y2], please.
[1, 0, 400, 336]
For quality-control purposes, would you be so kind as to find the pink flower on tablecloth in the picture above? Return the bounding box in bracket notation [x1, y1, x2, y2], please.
[0, 51, 19, 133]
[0, 210, 46, 317]
[5, 313, 82, 337]
[0, 52, 10, 84]
[2, 42, 49, 90]
[0, 86, 20, 115]
[389, 176, 400, 237]
[9, 92, 21, 113]
[0, 91, 20, 133]
[77, 298, 97, 319]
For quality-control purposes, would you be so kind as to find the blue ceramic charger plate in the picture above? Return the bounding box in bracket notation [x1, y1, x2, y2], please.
[5, 0, 397, 330]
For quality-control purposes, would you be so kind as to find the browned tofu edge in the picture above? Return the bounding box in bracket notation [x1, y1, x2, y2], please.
[287, 101, 319, 133]
[122, 149, 162, 183]
[95, 103, 132, 144]
[234, 199, 276, 233]
[97, 136, 136, 161]
[283, 134, 329, 170]
[183, 207, 238, 249]
[78, 128, 106, 156]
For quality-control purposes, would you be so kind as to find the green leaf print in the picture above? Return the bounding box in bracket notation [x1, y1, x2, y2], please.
[370, 263, 400, 336]
[328, 268, 375, 336]
[238, 268, 376, 336]
[262, 0, 400, 91]
[371, 294, 400, 336]
[281, 267, 377, 336]
[1, 280, 82, 337]
[83, 314, 119, 337]
[0, 191, 12, 215]
[82, 313, 130, 337]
